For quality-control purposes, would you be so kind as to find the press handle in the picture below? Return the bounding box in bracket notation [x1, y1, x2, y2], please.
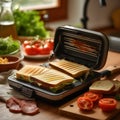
[105, 66, 120, 74]
[100, 66, 120, 77]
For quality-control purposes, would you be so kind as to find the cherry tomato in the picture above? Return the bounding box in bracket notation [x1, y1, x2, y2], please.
[45, 40, 54, 51]
[99, 98, 117, 112]
[23, 40, 31, 47]
[84, 91, 102, 102]
[23, 39, 54, 55]
[34, 43, 40, 48]
[37, 45, 50, 55]
[24, 45, 38, 55]
[33, 40, 42, 47]
[77, 97, 93, 111]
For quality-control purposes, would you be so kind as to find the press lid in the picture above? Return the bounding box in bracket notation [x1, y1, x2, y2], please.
[53, 26, 109, 70]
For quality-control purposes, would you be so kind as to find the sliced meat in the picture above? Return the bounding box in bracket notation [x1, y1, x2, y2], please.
[20, 100, 40, 115]
[6, 97, 40, 115]
[6, 97, 22, 113]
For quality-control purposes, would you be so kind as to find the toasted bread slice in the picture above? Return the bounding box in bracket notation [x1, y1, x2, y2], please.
[49, 59, 89, 78]
[30, 68, 74, 88]
[16, 65, 47, 82]
[89, 80, 115, 94]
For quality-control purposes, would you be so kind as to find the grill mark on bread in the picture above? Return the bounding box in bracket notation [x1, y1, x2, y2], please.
[16, 65, 48, 81]
[35, 68, 46, 74]
[25, 66, 44, 74]
[31, 75, 73, 87]
[50, 59, 89, 77]
[18, 65, 41, 74]
[16, 65, 74, 89]
[34, 69, 73, 82]
[30, 68, 74, 87]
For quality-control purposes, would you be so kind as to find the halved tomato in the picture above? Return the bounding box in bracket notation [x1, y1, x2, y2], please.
[99, 98, 117, 112]
[84, 91, 103, 102]
[77, 96, 93, 111]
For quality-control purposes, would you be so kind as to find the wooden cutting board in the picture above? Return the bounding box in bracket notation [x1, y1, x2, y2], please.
[59, 75, 120, 120]
[59, 96, 120, 120]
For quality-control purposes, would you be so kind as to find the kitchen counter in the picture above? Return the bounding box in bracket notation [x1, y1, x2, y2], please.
[0, 51, 120, 120]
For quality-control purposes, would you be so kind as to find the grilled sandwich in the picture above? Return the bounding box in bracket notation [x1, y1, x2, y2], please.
[49, 59, 89, 78]
[16, 65, 48, 82]
[16, 65, 74, 92]
[16, 59, 89, 92]
[31, 68, 74, 92]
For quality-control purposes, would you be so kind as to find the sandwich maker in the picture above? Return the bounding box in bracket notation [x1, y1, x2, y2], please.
[8, 26, 110, 101]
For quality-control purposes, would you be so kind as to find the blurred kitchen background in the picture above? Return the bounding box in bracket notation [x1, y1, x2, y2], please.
[12, 0, 120, 37]
[1, 0, 120, 51]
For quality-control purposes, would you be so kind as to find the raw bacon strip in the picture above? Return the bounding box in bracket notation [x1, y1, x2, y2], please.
[6, 97, 40, 115]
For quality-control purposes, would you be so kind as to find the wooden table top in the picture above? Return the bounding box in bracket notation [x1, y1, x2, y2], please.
[0, 51, 120, 120]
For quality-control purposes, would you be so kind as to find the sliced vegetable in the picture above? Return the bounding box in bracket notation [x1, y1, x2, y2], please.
[84, 91, 103, 102]
[77, 96, 93, 111]
[99, 98, 117, 112]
